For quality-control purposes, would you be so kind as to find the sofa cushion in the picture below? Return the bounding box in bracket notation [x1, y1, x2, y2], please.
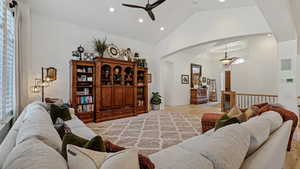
[3, 138, 68, 169]
[241, 116, 271, 156]
[22, 105, 53, 126]
[67, 145, 139, 169]
[260, 111, 283, 133]
[65, 117, 86, 129]
[150, 145, 214, 169]
[62, 132, 106, 159]
[240, 121, 292, 169]
[16, 119, 62, 152]
[70, 126, 97, 139]
[180, 124, 250, 169]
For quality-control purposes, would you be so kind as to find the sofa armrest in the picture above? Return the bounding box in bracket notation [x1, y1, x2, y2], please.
[104, 141, 155, 169]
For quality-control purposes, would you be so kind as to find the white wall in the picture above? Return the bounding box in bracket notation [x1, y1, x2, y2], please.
[162, 52, 221, 106]
[211, 35, 279, 95]
[151, 6, 272, 93]
[162, 35, 279, 106]
[27, 14, 154, 103]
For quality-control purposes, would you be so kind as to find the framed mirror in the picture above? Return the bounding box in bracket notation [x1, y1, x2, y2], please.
[191, 64, 202, 88]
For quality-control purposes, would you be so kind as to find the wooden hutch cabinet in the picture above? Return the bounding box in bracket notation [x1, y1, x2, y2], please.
[70, 59, 148, 123]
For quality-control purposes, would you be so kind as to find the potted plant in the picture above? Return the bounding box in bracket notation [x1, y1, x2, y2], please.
[151, 92, 162, 111]
[94, 38, 108, 57]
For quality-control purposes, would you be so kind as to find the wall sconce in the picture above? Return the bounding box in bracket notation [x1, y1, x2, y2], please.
[32, 67, 57, 102]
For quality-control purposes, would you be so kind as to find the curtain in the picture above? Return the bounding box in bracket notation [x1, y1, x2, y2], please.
[13, 1, 31, 120]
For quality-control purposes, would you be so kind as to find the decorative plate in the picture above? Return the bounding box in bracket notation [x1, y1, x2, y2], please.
[107, 44, 120, 59]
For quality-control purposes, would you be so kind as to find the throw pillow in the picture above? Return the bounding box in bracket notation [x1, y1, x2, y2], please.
[54, 118, 71, 139]
[214, 114, 240, 131]
[244, 107, 256, 120]
[227, 106, 247, 122]
[62, 132, 106, 159]
[67, 145, 139, 169]
[50, 104, 72, 123]
[104, 140, 155, 169]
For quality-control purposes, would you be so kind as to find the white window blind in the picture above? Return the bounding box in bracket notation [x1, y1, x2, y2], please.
[0, 0, 15, 121]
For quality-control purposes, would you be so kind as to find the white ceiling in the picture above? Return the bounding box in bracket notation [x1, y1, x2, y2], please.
[22, 0, 256, 44]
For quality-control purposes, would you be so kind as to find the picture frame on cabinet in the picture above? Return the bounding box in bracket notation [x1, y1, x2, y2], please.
[181, 75, 189, 84]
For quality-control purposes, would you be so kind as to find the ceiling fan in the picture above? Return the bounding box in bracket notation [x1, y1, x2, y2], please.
[219, 52, 239, 65]
[122, 0, 166, 21]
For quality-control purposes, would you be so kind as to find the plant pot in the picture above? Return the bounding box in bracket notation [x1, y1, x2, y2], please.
[151, 104, 160, 111]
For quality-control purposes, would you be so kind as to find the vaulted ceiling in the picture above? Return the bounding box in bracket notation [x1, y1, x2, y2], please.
[22, 0, 256, 44]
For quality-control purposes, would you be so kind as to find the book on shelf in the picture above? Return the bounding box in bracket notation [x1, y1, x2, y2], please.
[77, 104, 94, 113]
[77, 88, 90, 95]
[78, 75, 93, 81]
[77, 67, 93, 73]
[77, 96, 93, 104]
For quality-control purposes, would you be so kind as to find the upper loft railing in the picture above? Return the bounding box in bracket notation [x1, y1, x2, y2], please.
[236, 93, 278, 109]
[236, 93, 300, 109]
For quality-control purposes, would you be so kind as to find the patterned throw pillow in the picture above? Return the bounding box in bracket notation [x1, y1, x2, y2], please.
[62, 133, 106, 159]
[54, 118, 71, 139]
[227, 106, 247, 122]
[67, 145, 139, 169]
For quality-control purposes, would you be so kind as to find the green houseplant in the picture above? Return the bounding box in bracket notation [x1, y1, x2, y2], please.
[94, 38, 108, 57]
[151, 92, 162, 111]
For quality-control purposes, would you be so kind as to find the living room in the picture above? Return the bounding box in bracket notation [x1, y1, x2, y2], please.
[1, 0, 300, 169]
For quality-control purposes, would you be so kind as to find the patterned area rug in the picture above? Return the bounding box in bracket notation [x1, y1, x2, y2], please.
[87, 111, 205, 156]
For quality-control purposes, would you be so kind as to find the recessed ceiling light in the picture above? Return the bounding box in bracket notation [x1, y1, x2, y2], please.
[160, 27, 165, 31]
[138, 18, 144, 23]
[109, 7, 115, 12]
[219, 0, 226, 3]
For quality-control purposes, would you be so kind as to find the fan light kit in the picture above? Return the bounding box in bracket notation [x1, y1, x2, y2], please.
[122, 0, 166, 21]
[219, 52, 238, 65]
[109, 7, 115, 12]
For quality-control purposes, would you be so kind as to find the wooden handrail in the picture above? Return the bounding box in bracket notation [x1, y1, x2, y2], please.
[236, 93, 278, 97]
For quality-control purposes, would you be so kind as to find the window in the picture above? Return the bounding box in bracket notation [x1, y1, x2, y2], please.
[0, 0, 15, 121]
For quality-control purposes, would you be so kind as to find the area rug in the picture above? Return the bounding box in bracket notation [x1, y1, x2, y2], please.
[87, 111, 204, 156]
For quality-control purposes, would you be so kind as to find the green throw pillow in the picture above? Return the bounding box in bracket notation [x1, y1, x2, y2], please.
[214, 114, 240, 131]
[62, 132, 106, 159]
[50, 104, 72, 123]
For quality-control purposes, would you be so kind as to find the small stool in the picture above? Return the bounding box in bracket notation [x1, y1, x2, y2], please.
[201, 113, 223, 133]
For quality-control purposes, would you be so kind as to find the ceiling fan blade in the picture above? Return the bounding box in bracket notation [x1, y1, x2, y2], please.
[147, 10, 156, 21]
[122, 3, 145, 9]
[151, 0, 166, 9]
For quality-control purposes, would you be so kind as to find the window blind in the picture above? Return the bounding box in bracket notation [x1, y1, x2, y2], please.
[0, 0, 15, 121]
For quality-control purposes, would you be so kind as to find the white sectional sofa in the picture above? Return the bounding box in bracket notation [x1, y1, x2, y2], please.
[0, 102, 293, 169]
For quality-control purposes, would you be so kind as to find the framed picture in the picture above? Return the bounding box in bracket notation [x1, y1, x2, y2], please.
[202, 77, 207, 83]
[147, 73, 152, 83]
[181, 75, 189, 84]
[207, 79, 211, 85]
